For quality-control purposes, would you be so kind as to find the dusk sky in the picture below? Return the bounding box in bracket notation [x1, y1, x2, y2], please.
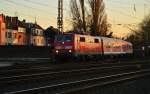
[0, 0, 150, 37]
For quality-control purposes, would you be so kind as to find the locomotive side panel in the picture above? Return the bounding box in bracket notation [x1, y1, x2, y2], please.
[74, 35, 102, 56]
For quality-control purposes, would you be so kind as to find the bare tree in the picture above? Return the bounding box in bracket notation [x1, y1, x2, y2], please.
[70, 0, 84, 33]
[70, 0, 108, 36]
[79, 0, 86, 32]
[88, 0, 108, 36]
[127, 13, 150, 48]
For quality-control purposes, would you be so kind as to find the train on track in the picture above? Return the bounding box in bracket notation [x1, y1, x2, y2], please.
[53, 33, 133, 60]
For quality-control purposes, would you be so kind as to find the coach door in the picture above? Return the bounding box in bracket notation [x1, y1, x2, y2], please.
[75, 36, 80, 56]
[101, 38, 104, 55]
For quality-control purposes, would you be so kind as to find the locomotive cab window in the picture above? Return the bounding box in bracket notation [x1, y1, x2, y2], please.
[64, 35, 73, 42]
[80, 37, 85, 42]
[94, 39, 99, 43]
[56, 35, 63, 41]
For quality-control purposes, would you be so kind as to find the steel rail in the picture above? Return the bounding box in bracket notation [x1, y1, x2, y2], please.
[61, 70, 150, 94]
[1, 61, 149, 76]
[5, 69, 150, 94]
[0, 64, 139, 84]
[1, 59, 150, 73]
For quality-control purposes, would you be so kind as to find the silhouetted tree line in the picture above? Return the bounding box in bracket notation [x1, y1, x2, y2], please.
[44, 26, 61, 48]
[127, 13, 150, 49]
[44, 26, 60, 40]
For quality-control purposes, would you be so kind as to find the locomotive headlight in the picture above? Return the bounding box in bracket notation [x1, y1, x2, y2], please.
[69, 50, 72, 53]
[56, 50, 59, 53]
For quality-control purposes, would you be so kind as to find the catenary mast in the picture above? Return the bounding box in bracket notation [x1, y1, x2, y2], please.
[57, 0, 63, 32]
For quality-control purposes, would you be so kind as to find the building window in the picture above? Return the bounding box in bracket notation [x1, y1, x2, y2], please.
[18, 35, 21, 39]
[7, 32, 12, 38]
[40, 32, 43, 36]
[2, 28, 5, 31]
[32, 29, 35, 35]
[33, 30, 36, 35]
[37, 39, 39, 44]
[41, 39, 44, 44]
[14, 33, 17, 38]
[36, 30, 38, 35]
[33, 39, 36, 44]
[5, 32, 7, 38]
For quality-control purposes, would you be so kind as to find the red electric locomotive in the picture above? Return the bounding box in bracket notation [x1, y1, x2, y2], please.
[54, 33, 133, 60]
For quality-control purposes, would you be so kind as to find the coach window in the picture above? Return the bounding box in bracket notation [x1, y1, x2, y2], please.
[80, 37, 85, 42]
[94, 39, 99, 43]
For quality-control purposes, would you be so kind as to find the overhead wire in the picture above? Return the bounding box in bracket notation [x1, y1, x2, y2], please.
[23, 0, 68, 11]
[2, 0, 71, 26]
[4, 0, 51, 14]
[106, 8, 142, 20]
[0, 4, 52, 23]
[107, 0, 132, 8]
[23, 0, 50, 7]
[145, 0, 150, 3]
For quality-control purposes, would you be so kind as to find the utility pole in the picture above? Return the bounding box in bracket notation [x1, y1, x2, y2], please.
[14, 11, 18, 17]
[35, 16, 37, 24]
[144, 3, 147, 17]
[57, 0, 63, 32]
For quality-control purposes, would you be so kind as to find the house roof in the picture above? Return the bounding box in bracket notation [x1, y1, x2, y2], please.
[34, 24, 43, 30]
[1, 14, 44, 30]
[18, 20, 26, 28]
[25, 23, 43, 30]
[4, 16, 18, 30]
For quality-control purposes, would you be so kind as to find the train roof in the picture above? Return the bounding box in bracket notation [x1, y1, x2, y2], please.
[60, 33, 132, 45]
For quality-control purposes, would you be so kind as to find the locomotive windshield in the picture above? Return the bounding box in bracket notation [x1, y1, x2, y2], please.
[64, 36, 72, 42]
[56, 35, 63, 41]
[56, 35, 72, 42]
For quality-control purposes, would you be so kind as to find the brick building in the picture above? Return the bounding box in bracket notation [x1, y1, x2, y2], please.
[0, 14, 6, 45]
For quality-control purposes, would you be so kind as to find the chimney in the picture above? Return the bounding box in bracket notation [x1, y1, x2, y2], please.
[23, 19, 26, 23]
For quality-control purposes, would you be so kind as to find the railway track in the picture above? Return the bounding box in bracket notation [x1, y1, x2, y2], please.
[0, 57, 148, 69]
[1, 59, 150, 77]
[1, 61, 150, 94]
[3, 68, 150, 94]
[0, 64, 141, 84]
